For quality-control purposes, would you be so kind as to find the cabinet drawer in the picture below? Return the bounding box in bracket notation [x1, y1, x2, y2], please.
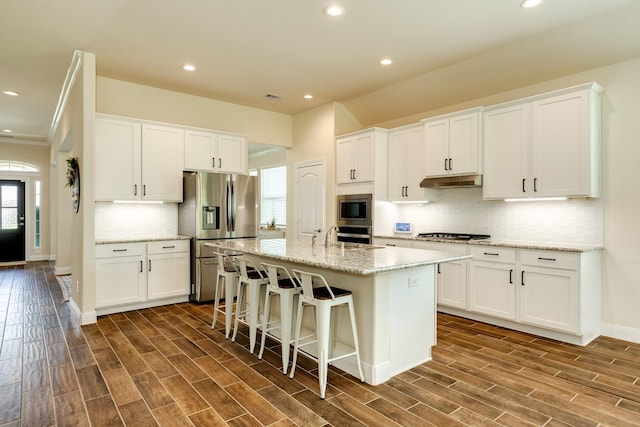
[519, 250, 577, 270]
[96, 242, 145, 259]
[469, 246, 516, 263]
[147, 240, 190, 255]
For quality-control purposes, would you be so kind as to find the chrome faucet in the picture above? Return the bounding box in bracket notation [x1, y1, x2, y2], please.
[325, 225, 339, 248]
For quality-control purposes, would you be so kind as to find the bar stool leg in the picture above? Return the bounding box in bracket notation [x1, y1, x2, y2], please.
[347, 300, 365, 382]
[288, 300, 305, 379]
[316, 304, 331, 399]
[278, 292, 296, 374]
[231, 280, 246, 343]
[224, 273, 236, 338]
[211, 273, 223, 329]
[248, 282, 262, 353]
[257, 289, 273, 360]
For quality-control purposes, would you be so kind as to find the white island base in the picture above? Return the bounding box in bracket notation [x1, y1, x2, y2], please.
[244, 258, 437, 386]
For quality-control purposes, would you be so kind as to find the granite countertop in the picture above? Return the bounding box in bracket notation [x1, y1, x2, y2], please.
[374, 235, 603, 253]
[204, 238, 471, 275]
[95, 235, 191, 245]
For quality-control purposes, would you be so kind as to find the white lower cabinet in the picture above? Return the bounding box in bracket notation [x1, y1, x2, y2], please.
[414, 241, 468, 310]
[95, 240, 189, 313]
[518, 250, 578, 333]
[468, 246, 517, 320]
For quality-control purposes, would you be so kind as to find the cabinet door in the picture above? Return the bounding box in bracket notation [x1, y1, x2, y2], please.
[352, 133, 374, 182]
[404, 126, 426, 201]
[424, 119, 449, 177]
[387, 131, 406, 201]
[483, 104, 530, 199]
[449, 112, 480, 176]
[532, 91, 590, 197]
[437, 261, 467, 309]
[217, 134, 246, 174]
[184, 130, 216, 172]
[336, 137, 354, 184]
[147, 251, 190, 300]
[141, 124, 184, 201]
[95, 256, 146, 308]
[468, 261, 516, 320]
[519, 266, 578, 333]
[95, 118, 141, 201]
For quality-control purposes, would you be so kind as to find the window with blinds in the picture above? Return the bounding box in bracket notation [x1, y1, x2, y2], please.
[260, 165, 286, 227]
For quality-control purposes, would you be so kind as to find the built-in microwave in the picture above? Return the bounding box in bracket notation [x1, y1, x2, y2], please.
[337, 193, 372, 226]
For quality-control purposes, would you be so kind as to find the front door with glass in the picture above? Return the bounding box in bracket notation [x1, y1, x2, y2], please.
[0, 180, 26, 263]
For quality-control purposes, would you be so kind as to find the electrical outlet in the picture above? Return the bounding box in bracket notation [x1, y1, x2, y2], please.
[408, 277, 418, 288]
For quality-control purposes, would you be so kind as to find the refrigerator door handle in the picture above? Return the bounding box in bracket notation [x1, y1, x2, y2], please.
[230, 179, 236, 232]
[226, 179, 232, 232]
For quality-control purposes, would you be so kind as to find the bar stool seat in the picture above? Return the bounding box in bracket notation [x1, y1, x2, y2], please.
[232, 257, 269, 353]
[258, 263, 302, 374]
[211, 251, 240, 338]
[288, 269, 364, 399]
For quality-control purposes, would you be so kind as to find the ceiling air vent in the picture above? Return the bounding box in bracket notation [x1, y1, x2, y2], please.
[264, 93, 283, 100]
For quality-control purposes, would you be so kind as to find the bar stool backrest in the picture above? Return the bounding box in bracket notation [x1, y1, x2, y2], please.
[261, 262, 299, 289]
[215, 251, 237, 274]
[237, 257, 266, 279]
[291, 269, 336, 300]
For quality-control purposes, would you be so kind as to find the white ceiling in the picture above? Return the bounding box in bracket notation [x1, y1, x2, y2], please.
[1, 0, 640, 146]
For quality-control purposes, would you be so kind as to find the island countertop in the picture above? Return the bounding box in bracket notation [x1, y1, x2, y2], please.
[205, 238, 471, 275]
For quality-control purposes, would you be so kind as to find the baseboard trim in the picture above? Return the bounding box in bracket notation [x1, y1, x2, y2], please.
[55, 266, 72, 275]
[601, 322, 640, 344]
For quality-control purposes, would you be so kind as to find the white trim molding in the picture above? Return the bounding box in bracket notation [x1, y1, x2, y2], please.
[601, 322, 640, 344]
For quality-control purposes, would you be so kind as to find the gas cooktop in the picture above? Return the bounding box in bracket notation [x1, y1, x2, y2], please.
[417, 232, 491, 241]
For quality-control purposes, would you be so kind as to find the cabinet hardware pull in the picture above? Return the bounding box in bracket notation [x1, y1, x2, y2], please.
[437, 264, 441, 274]
[134, 184, 137, 196]
[484, 252, 499, 256]
[148, 260, 152, 272]
[219, 158, 222, 168]
[522, 178, 526, 193]
[352, 169, 356, 180]
[140, 260, 143, 272]
[112, 249, 128, 252]
[521, 270, 525, 285]
[212, 157, 215, 168]
[444, 158, 448, 171]
[449, 158, 453, 171]
[385, 243, 397, 247]
[204, 261, 216, 265]
[538, 257, 556, 261]
[509, 269, 513, 284]
[534, 177, 538, 192]
[162, 245, 176, 249]
[143, 184, 146, 196]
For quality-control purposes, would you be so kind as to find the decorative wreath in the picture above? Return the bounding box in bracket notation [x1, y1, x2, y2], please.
[66, 156, 81, 213]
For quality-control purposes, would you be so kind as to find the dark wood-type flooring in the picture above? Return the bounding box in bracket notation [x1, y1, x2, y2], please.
[1, 262, 640, 426]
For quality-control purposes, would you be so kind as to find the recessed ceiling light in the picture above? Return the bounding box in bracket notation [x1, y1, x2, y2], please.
[323, 5, 344, 16]
[3, 90, 20, 96]
[380, 58, 393, 65]
[304, 94, 313, 99]
[182, 64, 196, 71]
[521, 0, 544, 8]
[2, 129, 13, 133]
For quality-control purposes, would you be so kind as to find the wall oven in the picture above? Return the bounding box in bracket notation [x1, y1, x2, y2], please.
[337, 193, 372, 244]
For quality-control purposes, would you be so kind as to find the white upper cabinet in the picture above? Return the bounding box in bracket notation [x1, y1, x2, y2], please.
[483, 83, 602, 200]
[95, 116, 184, 202]
[95, 117, 141, 201]
[184, 129, 247, 174]
[141, 124, 184, 201]
[336, 130, 376, 184]
[423, 108, 482, 178]
[388, 124, 426, 202]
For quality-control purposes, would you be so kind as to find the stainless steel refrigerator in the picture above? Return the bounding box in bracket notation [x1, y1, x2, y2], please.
[179, 171, 258, 302]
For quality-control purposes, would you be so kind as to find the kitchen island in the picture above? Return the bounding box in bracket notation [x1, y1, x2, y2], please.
[206, 238, 470, 385]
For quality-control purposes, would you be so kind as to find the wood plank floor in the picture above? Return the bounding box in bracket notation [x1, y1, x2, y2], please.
[1, 262, 640, 426]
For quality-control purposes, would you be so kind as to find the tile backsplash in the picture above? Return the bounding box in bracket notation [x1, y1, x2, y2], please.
[95, 202, 178, 239]
[378, 188, 603, 245]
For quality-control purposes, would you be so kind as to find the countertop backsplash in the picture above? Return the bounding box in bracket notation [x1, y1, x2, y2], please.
[378, 188, 603, 246]
[95, 202, 179, 240]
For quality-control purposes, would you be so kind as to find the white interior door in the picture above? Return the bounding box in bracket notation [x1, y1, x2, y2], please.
[294, 160, 326, 241]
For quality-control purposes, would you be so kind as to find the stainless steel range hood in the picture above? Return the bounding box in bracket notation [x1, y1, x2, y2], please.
[419, 174, 482, 188]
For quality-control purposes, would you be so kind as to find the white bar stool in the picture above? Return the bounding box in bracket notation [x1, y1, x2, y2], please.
[257, 262, 302, 374]
[288, 269, 365, 399]
[211, 251, 240, 338]
[232, 257, 269, 353]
